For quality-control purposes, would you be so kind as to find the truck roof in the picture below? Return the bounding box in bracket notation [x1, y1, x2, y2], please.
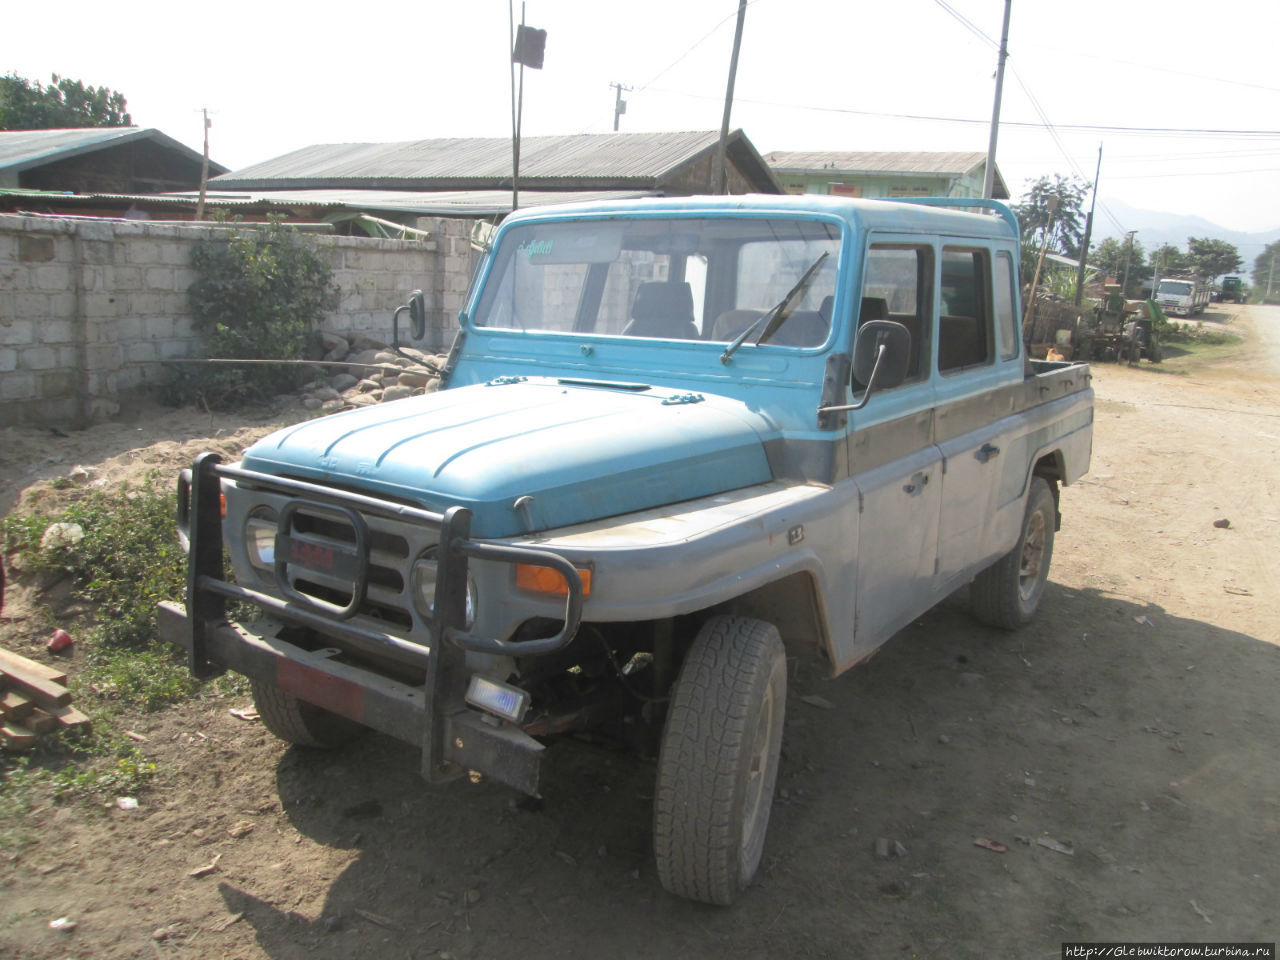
[499, 193, 1019, 242]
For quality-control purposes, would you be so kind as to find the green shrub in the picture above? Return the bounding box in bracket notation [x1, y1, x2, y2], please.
[173, 218, 339, 407]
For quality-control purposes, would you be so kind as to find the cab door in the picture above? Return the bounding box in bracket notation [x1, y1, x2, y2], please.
[849, 240, 943, 652]
[934, 245, 1022, 585]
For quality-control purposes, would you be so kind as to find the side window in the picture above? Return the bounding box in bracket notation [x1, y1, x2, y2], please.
[859, 244, 932, 386]
[994, 251, 1019, 360]
[938, 247, 992, 373]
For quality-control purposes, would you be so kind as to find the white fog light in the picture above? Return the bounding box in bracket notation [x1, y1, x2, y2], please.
[412, 549, 476, 627]
[465, 675, 530, 724]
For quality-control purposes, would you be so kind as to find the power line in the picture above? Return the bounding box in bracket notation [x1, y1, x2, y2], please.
[644, 87, 1280, 139]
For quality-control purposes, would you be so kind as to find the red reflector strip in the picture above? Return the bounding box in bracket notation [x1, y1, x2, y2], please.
[277, 658, 365, 723]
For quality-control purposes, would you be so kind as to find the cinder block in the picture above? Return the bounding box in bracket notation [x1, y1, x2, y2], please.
[14, 294, 49, 320]
[126, 342, 158, 363]
[144, 266, 175, 289]
[0, 370, 36, 400]
[34, 264, 72, 291]
[84, 293, 121, 318]
[39, 371, 75, 399]
[129, 240, 161, 264]
[41, 320, 73, 343]
[18, 236, 56, 262]
[116, 316, 144, 340]
[0, 347, 15, 372]
[22, 346, 57, 370]
[86, 342, 123, 369]
[0, 319, 34, 345]
[160, 243, 188, 265]
[82, 240, 116, 265]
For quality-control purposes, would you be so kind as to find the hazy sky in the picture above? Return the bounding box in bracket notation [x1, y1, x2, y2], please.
[7, 0, 1279, 239]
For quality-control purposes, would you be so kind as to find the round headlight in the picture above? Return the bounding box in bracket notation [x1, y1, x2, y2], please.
[244, 509, 279, 571]
[412, 549, 476, 628]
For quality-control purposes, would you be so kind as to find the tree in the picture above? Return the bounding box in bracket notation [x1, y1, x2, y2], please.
[1253, 240, 1280, 299]
[1148, 243, 1189, 279]
[1186, 236, 1242, 280]
[1088, 235, 1147, 296]
[0, 72, 131, 130]
[1014, 174, 1089, 276]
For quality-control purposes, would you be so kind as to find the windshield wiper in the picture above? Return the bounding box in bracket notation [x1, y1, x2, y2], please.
[719, 251, 829, 364]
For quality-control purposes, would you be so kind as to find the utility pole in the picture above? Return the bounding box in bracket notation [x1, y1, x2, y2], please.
[1074, 144, 1102, 306]
[1120, 230, 1137, 297]
[610, 82, 630, 131]
[1268, 254, 1276, 298]
[982, 0, 1012, 200]
[509, 3, 547, 213]
[1023, 196, 1057, 329]
[195, 108, 210, 222]
[712, 0, 748, 195]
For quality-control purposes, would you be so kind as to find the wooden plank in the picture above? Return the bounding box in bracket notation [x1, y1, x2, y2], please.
[0, 647, 68, 686]
[46, 704, 92, 735]
[1, 720, 36, 750]
[0, 688, 35, 721]
[0, 665, 71, 710]
[24, 707, 59, 735]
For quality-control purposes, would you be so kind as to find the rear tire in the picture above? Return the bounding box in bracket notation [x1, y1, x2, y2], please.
[971, 477, 1056, 630]
[251, 679, 364, 749]
[653, 615, 787, 905]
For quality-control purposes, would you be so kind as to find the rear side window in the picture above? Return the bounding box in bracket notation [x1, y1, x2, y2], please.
[938, 248, 992, 373]
[994, 251, 1019, 360]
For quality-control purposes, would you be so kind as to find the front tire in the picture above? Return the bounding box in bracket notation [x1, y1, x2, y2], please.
[653, 616, 787, 905]
[250, 680, 364, 749]
[971, 477, 1056, 630]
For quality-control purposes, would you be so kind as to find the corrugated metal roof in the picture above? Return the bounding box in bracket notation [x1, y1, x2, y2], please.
[764, 150, 991, 177]
[0, 127, 226, 175]
[0, 186, 658, 218]
[200, 187, 659, 215]
[212, 131, 725, 189]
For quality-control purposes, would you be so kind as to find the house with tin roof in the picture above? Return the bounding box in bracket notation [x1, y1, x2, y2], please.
[764, 151, 1008, 201]
[1, 130, 781, 230]
[0, 127, 225, 196]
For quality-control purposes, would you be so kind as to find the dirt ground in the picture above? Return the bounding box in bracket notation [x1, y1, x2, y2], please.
[2, 306, 1278, 960]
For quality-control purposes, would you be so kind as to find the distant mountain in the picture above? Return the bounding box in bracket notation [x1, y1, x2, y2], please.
[1092, 200, 1278, 263]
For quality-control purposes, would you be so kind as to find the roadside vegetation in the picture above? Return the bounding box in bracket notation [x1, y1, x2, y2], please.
[0, 477, 245, 838]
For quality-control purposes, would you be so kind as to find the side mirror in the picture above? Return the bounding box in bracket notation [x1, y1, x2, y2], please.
[408, 290, 427, 340]
[392, 289, 428, 347]
[852, 319, 911, 391]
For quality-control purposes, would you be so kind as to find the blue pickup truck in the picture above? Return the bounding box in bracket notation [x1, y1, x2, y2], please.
[160, 194, 1093, 905]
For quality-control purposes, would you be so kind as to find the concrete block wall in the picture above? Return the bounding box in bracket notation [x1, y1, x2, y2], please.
[0, 214, 476, 427]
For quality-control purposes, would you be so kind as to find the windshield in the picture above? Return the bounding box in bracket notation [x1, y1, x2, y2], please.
[472, 216, 841, 348]
[1159, 281, 1194, 296]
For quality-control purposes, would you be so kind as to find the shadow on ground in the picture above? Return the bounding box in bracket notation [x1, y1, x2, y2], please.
[220, 583, 1280, 960]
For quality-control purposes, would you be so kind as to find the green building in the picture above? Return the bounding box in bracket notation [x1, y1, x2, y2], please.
[764, 151, 1007, 200]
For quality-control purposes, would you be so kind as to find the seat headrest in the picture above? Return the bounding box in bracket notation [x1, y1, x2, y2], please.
[632, 282, 695, 322]
[859, 297, 889, 324]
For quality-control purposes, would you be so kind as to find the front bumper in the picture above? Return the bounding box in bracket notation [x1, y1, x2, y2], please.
[162, 452, 587, 795]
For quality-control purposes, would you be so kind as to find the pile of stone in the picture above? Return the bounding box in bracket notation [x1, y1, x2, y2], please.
[304, 331, 450, 414]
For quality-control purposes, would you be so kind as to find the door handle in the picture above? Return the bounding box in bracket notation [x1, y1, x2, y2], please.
[903, 472, 929, 495]
[976, 443, 1000, 463]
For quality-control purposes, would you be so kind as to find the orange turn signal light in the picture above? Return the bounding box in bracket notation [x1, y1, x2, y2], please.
[515, 563, 592, 597]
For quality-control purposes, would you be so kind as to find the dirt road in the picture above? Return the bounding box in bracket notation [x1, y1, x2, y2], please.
[2, 307, 1278, 959]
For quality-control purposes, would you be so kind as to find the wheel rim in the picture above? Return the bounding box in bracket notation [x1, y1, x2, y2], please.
[741, 678, 777, 857]
[1017, 509, 1047, 601]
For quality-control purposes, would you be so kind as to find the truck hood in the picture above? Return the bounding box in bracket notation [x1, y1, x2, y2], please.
[240, 378, 777, 537]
